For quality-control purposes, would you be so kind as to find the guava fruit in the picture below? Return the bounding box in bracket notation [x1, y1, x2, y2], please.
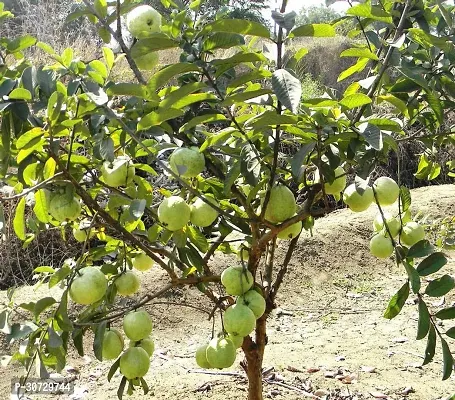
[102, 329, 124, 360]
[400, 222, 425, 247]
[264, 185, 296, 223]
[195, 344, 213, 369]
[132, 253, 154, 271]
[223, 304, 256, 337]
[120, 347, 150, 379]
[157, 196, 191, 231]
[373, 212, 401, 238]
[372, 176, 399, 206]
[237, 289, 266, 319]
[49, 193, 81, 222]
[190, 197, 219, 227]
[101, 156, 135, 187]
[369, 233, 394, 259]
[169, 147, 205, 178]
[226, 334, 244, 349]
[69, 267, 107, 305]
[277, 220, 302, 240]
[115, 271, 140, 296]
[221, 266, 254, 296]
[126, 5, 162, 39]
[315, 166, 347, 195]
[130, 336, 155, 357]
[123, 310, 153, 341]
[205, 337, 236, 369]
[343, 183, 374, 212]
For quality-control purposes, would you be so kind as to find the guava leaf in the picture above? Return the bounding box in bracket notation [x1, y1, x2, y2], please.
[384, 282, 409, 319]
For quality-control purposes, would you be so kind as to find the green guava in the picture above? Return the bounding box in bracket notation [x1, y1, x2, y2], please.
[221, 266, 254, 296]
[226, 334, 243, 349]
[101, 156, 135, 187]
[102, 329, 124, 360]
[277, 220, 302, 240]
[169, 147, 205, 178]
[223, 304, 256, 337]
[126, 5, 162, 39]
[130, 336, 155, 357]
[343, 183, 374, 212]
[195, 344, 213, 369]
[205, 338, 236, 369]
[123, 310, 153, 341]
[400, 222, 425, 247]
[132, 253, 154, 271]
[373, 212, 401, 238]
[49, 193, 81, 222]
[69, 267, 107, 305]
[189, 197, 219, 227]
[120, 347, 150, 379]
[370, 233, 394, 259]
[315, 166, 347, 195]
[373, 176, 399, 206]
[115, 271, 140, 296]
[264, 185, 296, 223]
[157, 196, 191, 231]
[237, 289, 266, 319]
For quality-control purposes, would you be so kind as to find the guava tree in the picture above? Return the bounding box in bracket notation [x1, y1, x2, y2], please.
[0, 0, 454, 399]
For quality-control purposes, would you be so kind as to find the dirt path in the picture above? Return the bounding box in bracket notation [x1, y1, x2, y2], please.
[1, 185, 454, 400]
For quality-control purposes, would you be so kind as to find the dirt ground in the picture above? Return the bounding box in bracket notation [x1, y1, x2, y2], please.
[1, 185, 454, 400]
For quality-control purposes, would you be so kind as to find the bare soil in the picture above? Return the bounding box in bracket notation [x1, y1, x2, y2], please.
[1, 185, 454, 400]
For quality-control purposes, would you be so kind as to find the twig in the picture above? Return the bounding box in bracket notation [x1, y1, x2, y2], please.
[264, 379, 321, 399]
[187, 369, 246, 378]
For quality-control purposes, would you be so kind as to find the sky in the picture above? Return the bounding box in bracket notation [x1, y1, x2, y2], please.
[264, 0, 350, 15]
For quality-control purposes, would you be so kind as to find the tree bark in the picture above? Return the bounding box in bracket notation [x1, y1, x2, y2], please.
[243, 316, 267, 400]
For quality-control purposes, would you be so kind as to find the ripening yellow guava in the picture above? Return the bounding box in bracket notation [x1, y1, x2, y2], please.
[115, 271, 140, 296]
[190, 197, 219, 227]
[157, 196, 191, 231]
[221, 266, 254, 296]
[205, 337, 236, 369]
[101, 156, 135, 187]
[195, 344, 213, 369]
[132, 253, 154, 271]
[400, 222, 425, 247]
[123, 310, 153, 341]
[225, 333, 244, 349]
[223, 304, 256, 337]
[369, 233, 394, 259]
[69, 267, 107, 305]
[264, 185, 296, 223]
[373, 212, 401, 238]
[102, 329, 124, 360]
[343, 183, 374, 212]
[129, 336, 155, 357]
[49, 193, 81, 222]
[237, 289, 266, 319]
[126, 5, 162, 39]
[120, 347, 150, 379]
[169, 147, 205, 178]
[372, 176, 399, 206]
[277, 220, 302, 240]
[315, 166, 347, 195]
[133, 52, 159, 71]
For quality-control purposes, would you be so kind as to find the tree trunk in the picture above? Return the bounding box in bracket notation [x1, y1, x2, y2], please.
[243, 316, 267, 400]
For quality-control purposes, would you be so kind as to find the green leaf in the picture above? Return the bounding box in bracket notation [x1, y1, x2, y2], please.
[408, 240, 434, 258]
[13, 198, 26, 241]
[446, 327, 455, 339]
[47, 326, 63, 348]
[290, 23, 335, 38]
[49, 265, 71, 289]
[399, 186, 411, 212]
[129, 199, 146, 220]
[416, 300, 430, 340]
[172, 229, 188, 248]
[340, 47, 378, 60]
[425, 92, 443, 124]
[106, 83, 150, 99]
[403, 262, 421, 294]
[423, 324, 436, 366]
[397, 67, 430, 92]
[224, 160, 241, 195]
[54, 291, 73, 331]
[291, 143, 316, 182]
[272, 69, 302, 114]
[34, 297, 56, 319]
[72, 328, 84, 356]
[384, 282, 409, 319]
[340, 93, 372, 109]
[147, 63, 200, 92]
[138, 108, 184, 131]
[94, 0, 108, 18]
[435, 307, 455, 320]
[337, 57, 370, 82]
[425, 275, 455, 297]
[43, 158, 56, 179]
[201, 19, 270, 38]
[0, 309, 10, 334]
[131, 35, 178, 59]
[441, 337, 454, 380]
[203, 33, 245, 51]
[33, 189, 50, 223]
[34, 266, 55, 274]
[7, 35, 37, 53]
[108, 358, 120, 382]
[9, 88, 32, 101]
[417, 252, 447, 276]
[221, 89, 272, 106]
[102, 47, 114, 70]
[358, 123, 382, 150]
[93, 321, 107, 362]
[347, 2, 393, 23]
[187, 226, 209, 253]
[180, 113, 227, 133]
